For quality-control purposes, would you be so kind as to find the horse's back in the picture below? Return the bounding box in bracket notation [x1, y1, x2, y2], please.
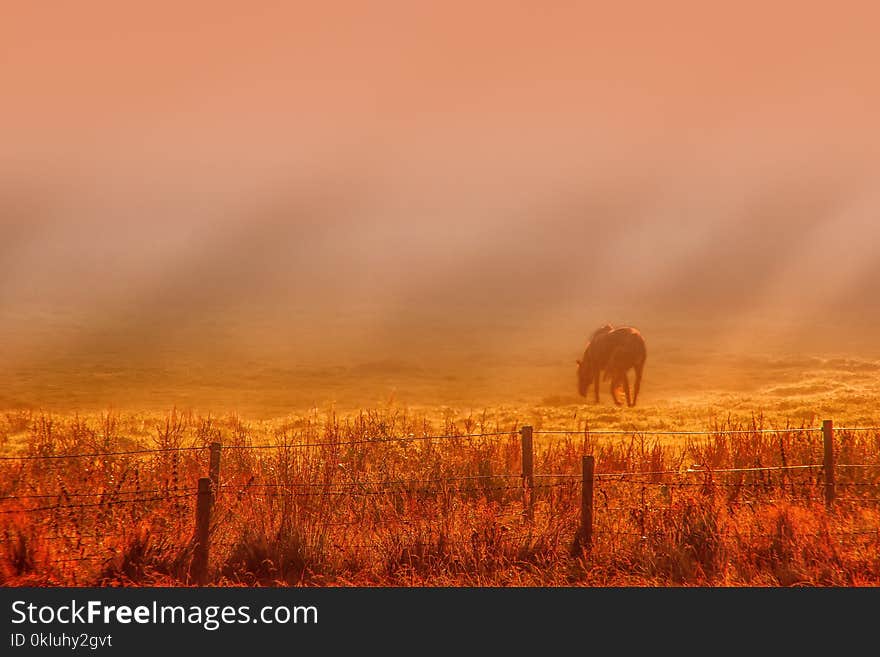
[609, 327, 646, 364]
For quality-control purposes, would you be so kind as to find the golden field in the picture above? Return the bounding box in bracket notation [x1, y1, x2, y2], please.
[2, 347, 879, 587]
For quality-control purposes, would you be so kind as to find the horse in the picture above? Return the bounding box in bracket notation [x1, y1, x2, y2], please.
[576, 325, 646, 406]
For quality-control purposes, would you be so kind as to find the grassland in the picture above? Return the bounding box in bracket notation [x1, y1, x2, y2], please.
[2, 386, 879, 586]
[2, 336, 879, 586]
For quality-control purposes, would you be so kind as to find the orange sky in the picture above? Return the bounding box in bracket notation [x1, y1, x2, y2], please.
[3, 2, 878, 155]
[2, 1, 880, 378]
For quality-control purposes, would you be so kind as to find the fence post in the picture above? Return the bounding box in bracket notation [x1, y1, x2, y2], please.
[823, 419, 835, 508]
[191, 477, 213, 585]
[573, 455, 595, 554]
[521, 426, 534, 520]
[208, 442, 222, 492]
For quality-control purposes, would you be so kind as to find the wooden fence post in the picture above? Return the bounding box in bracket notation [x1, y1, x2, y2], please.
[521, 426, 534, 520]
[191, 477, 213, 585]
[823, 419, 835, 508]
[208, 442, 222, 492]
[573, 455, 594, 554]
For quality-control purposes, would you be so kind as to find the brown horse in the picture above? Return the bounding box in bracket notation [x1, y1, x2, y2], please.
[576, 325, 647, 406]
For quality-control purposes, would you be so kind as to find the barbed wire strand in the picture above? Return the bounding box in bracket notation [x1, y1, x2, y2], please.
[219, 432, 515, 451]
[218, 481, 577, 499]
[218, 474, 521, 490]
[0, 446, 206, 461]
[0, 487, 197, 501]
[3, 425, 880, 462]
[534, 428, 824, 436]
[0, 493, 196, 515]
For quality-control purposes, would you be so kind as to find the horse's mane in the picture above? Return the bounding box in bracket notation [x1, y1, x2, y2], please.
[589, 324, 614, 343]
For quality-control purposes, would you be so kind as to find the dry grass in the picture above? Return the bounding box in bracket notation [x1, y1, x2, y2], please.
[1, 407, 879, 586]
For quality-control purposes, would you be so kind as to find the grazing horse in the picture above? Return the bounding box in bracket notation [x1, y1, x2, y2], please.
[576, 324, 614, 403]
[576, 325, 647, 406]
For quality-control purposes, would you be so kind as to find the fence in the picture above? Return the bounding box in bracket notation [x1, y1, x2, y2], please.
[1, 420, 879, 584]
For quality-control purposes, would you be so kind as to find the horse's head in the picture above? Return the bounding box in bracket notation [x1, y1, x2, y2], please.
[576, 351, 594, 397]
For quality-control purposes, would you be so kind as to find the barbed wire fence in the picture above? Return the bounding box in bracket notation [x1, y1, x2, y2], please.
[1, 420, 878, 583]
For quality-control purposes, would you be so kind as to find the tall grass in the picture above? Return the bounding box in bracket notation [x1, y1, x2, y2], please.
[1, 409, 878, 586]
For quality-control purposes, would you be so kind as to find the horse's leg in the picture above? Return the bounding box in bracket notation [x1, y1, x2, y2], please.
[623, 370, 632, 407]
[610, 373, 622, 406]
[632, 359, 645, 406]
[593, 368, 601, 403]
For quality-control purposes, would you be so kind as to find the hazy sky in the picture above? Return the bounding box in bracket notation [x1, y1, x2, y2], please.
[2, 1, 879, 374]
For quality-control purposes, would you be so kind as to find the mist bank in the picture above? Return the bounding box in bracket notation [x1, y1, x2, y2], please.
[3, 164, 880, 373]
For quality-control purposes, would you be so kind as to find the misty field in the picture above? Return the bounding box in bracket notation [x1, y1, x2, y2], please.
[2, 385, 879, 586]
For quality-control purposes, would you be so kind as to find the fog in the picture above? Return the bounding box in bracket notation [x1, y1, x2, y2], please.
[2, 2, 879, 412]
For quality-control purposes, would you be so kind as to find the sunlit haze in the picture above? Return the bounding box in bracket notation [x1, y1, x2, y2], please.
[2, 1, 879, 414]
